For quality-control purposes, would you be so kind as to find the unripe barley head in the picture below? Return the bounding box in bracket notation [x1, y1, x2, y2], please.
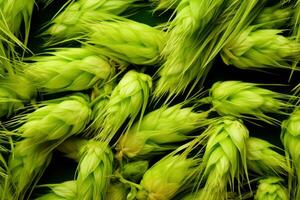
[253, 4, 292, 29]
[197, 117, 249, 200]
[137, 154, 199, 200]
[208, 81, 291, 124]
[87, 19, 165, 65]
[46, 0, 139, 42]
[221, 27, 300, 70]
[9, 140, 52, 198]
[117, 103, 208, 159]
[106, 182, 128, 200]
[281, 107, 300, 199]
[246, 137, 290, 176]
[98, 70, 152, 142]
[0, 74, 35, 117]
[25, 48, 114, 93]
[121, 160, 149, 183]
[36, 181, 77, 200]
[77, 140, 113, 200]
[19, 94, 91, 143]
[254, 177, 288, 200]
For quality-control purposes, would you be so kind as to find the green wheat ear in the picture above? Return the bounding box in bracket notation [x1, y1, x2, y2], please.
[221, 26, 300, 70]
[85, 18, 165, 65]
[56, 137, 88, 162]
[45, 0, 140, 44]
[154, 0, 227, 98]
[0, 0, 34, 40]
[121, 160, 149, 183]
[289, 0, 300, 80]
[24, 47, 115, 94]
[0, 0, 35, 55]
[207, 81, 293, 124]
[18, 94, 91, 143]
[154, 0, 266, 99]
[9, 140, 53, 200]
[281, 107, 300, 199]
[194, 117, 249, 200]
[35, 181, 78, 200]
[246, 137, 291, 176]
[8, 94, 91, 199]
[0, 0, 34, 75]
[0, 133, 13, 200]
[0, 74, 36, 117]
[253, 3, 293, 29]
[97, 70, 152, 142]
[116, 103, 209, 159]
[106, 182, 128, 200]
[137, 154, 200, 200]
[254, 177, 289, 200]
[76, 140, 113, 200]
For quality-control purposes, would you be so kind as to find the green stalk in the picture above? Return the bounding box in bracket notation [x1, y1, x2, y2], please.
[182, 190, 237, 200]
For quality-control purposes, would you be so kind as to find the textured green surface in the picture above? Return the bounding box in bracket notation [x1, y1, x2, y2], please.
[21, 0, 300, 198]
